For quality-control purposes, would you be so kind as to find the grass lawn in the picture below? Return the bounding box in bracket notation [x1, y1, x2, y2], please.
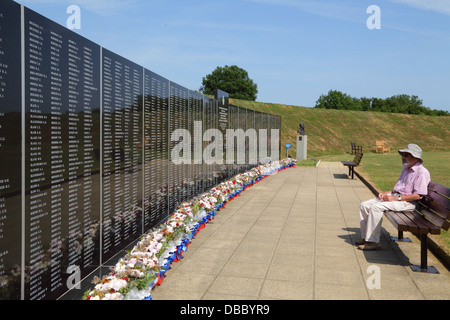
[318, 151, 450, 253]
[295, 159, 319, 167]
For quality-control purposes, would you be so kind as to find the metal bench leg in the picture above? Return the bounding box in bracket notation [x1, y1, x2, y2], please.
[389, 230, 412, 242]
[410, 234, 439, 274]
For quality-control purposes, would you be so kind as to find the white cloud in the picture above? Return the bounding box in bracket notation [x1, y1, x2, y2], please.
[389, 0, 450, 16]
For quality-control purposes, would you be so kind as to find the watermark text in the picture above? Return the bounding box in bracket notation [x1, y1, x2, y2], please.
[66, 5, 81, 30]
[367, 5, 381, 30]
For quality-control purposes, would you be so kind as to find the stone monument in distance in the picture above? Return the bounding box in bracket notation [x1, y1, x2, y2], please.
[296, 123, 307, 161]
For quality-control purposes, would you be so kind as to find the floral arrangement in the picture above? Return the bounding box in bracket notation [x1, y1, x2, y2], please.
[83, 158, 296, 300]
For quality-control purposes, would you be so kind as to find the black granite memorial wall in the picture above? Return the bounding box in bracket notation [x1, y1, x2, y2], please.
[0, 0, 281, 300]
[23, 4, 102, 300]
[0, 0, 22, 301]
[101, 48, 143, 264]
[143, 69, 169, 232]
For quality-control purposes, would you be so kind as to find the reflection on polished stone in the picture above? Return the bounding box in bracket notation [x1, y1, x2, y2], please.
[0, 0, 281, 300]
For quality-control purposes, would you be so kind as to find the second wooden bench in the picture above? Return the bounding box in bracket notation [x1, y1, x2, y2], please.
[341, 152, 363, 179]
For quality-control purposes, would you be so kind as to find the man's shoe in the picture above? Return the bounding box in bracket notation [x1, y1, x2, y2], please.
[355, 239, 367, 245]
[358, 242, 381, 251]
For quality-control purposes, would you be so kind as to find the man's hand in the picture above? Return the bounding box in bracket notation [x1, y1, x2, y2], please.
[378, 191, 399, 202]
[381, 194, 397, 202]
[378, 191, 421, 202]
[378, 191, 391, 200]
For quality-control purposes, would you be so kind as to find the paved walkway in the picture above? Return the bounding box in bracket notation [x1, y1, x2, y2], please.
[150, 162, 450, 300]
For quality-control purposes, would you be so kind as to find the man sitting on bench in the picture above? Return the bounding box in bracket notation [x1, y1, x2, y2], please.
[357, 144, 431, 251]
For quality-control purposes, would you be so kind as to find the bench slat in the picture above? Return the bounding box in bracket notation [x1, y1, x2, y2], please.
[426, 187, 450, 209]
[420, 181, 450, 231]
[425, 183, 450, 219]
[421, 196, 449, 220]
[384, 210, 441, 235]
[429, 181, 450, 198]
[384, 211, 400, 229]
[410, 211, 441, 235]
[406, 211, 440, 234]
[416, 202, 450, 231]
[385, 211, 417, 233]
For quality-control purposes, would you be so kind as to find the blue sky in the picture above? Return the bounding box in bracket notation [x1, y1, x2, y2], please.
[14, 0, 450, 112]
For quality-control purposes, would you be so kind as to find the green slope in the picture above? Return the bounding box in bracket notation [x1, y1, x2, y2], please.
[230, 98, 450, 157]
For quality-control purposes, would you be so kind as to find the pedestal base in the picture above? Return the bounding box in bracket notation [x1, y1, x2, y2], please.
[296, 135, 307, 161]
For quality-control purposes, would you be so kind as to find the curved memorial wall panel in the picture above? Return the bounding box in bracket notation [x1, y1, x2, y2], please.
[0, 0, 22, 301]
[0, 0, 281, 300]
[23, 4, 102, 300]
[100, 48, 143, 264]
[143, 69, 169, 232]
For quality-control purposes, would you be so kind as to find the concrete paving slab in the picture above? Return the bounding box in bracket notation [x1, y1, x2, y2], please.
[150, 163, 450, 301]
[260, 279, 314, 300]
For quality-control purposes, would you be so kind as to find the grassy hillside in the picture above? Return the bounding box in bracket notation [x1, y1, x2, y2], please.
[229, 98, 450, 157]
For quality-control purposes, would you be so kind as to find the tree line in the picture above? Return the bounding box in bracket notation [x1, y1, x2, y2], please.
[200, 65, 258, 101]
[314, 90, 449, 116]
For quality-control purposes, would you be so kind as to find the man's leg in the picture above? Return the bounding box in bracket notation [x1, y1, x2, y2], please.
[359, 198, 380, 242]
[360, 199, 416, 246]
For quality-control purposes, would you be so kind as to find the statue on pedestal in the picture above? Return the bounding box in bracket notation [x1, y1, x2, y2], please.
[297, 123, 305, 135]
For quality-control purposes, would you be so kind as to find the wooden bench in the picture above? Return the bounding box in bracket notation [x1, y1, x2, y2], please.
[341, 152, 363, 179]
[351, 142, 363, 155]
[384, 181, 450, 273]
[376, 140, 391, 153]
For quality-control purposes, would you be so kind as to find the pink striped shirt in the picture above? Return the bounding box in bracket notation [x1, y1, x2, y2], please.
[393, 162, 430, 196]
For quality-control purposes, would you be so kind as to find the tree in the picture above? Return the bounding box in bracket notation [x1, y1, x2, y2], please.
[360, 97, 372, 111]
[200, 65, 258, 101]
[314, 90, 360, 110]
[314, 90, 450, 116]
[385, 94, 424, 114]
